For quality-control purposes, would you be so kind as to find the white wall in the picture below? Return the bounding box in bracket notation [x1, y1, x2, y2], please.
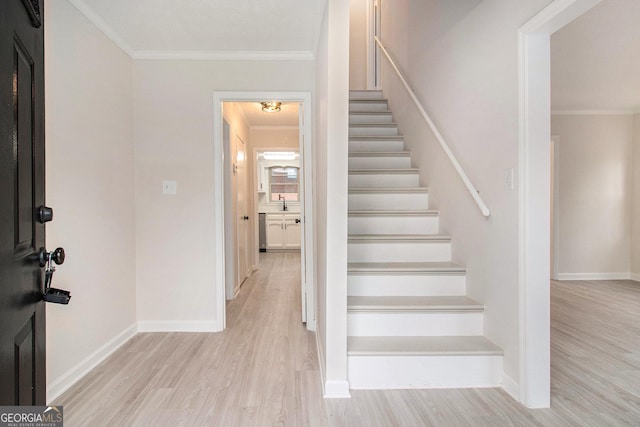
[631, 114, 640, 278]
[45, 0, 137, 399]
[314, 0, 351, 398]
[349, 0, 368, 90]
[314, 3, 330, 395]
[133, 60, 314, 330]
[552, 114, 634, 279]
[378, 0, 553, 390]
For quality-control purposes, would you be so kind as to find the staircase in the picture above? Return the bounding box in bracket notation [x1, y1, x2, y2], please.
[347, 90, 503, 389]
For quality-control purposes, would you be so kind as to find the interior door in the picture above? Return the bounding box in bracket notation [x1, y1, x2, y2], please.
[0, 0, 46, 405]
[298, 104, 307, 322]
[235, 135, 250, 291]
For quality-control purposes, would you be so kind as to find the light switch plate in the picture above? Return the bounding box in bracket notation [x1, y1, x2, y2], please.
[162, 180, 177, 195]
[503, 168, 514, 191]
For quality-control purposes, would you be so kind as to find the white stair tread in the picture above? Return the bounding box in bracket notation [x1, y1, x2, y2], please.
[349, 168, 419, 174]
[348, 210, 437, 216]
[349, 151, 411, 157]
[350, 123, 398, 127]
[350, 111, 392, 115]
[349, 187, 428, 194]
[348, 261, 465, 273]
[350, 136, 404, 140]
[349, 234, 450, 242]
[348, 336, 503, 356]
[348, 296, 483, 311]
[349, 99, 388, 102]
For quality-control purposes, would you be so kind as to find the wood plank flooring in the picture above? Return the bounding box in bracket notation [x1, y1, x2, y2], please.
[53, 257, 640, 426]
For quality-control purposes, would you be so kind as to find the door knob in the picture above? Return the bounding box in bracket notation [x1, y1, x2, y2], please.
[295, 218, 301, 224]
[243, 216, 250, 220]
[39, 247, 65, 267]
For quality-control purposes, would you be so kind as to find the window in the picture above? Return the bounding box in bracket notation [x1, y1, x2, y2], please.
[270, 167, 299, 202]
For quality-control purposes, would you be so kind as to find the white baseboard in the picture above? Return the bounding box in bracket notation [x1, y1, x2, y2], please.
[47, 323, 137, 403]
[501, 373, 519, 402]
[324, 380, 351, 399]
[630, 273, 640, 282]
[137, 320, 220, 332]
[556, 272, 630, 281]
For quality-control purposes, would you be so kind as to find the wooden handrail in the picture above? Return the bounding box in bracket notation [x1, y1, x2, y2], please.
[375, 36, 490, 217]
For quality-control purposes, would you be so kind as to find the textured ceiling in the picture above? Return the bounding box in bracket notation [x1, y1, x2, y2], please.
[551, 0, 640, 111]
[72, 0, 325, 54]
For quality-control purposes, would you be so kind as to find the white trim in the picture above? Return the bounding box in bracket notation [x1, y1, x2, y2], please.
[324, 381, 352, 399]
[630, 273, 640, 282]
[137, 320, 219, 333]
[133, 50, 315, 61]
[66, 1, 317, 62]
[518, 0, 602, 409]
[67, 0, 135, 57]
[250, 125, 300, 131]
[46, 323, 137, 403]
[551, 135, 561, 281]
[501, 373, 520, 401]
[552, 110, 637, 116]
[214, 91, 315, 333]
[556, 273, 631, 281]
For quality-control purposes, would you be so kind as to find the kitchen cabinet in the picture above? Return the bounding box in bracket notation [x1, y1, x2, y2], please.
[266, 213, 301, 250]
[257, 161, 269, 193]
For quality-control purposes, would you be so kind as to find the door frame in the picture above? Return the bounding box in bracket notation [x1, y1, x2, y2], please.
[213, 91, 315, 332]
[366, 0, 382, 90]
[518, 0, 602, 408]
[551, 135, 560, 281]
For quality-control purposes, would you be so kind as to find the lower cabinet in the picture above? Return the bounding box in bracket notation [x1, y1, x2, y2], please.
[266, 214, 301, 250]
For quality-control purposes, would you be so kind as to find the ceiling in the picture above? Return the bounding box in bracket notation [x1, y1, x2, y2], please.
[551, 0, 640, 111]
[71, 0, 325, 55]
[236, 102, 299, 127]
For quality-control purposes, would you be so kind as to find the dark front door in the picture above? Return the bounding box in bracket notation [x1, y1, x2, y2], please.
[0, 0, 46, 405]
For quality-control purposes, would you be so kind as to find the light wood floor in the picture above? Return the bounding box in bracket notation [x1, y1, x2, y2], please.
[54, 255, 640, 426]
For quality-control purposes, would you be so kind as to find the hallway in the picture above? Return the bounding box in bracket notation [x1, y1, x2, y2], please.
[54, 254, 640, 425]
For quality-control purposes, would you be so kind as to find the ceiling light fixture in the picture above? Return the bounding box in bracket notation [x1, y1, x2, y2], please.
[261, 101, 282, 113]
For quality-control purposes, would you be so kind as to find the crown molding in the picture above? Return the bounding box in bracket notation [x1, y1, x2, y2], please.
[551, 109, 638, 116]
[132, 50, 315, 61]
[67, 0, 315, 62]
[67, 0, 134, 57]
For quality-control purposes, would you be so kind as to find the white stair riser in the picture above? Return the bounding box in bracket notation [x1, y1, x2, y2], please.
[350, 102, 388, 112]
[349, 173, 418, 188]
[348, 215, 439, 235]
[350, 114, 393, 124]
[349, 192, 429, 211]
[348, 355, 503, 389]
[349, 126, 399, 137]
[347, 274, 466, 297]
[348, 311, 483, 336]
[350, 91, 384, 100]
[348, 241, 451, 263]
[349, 140, 405, 152]
[349, 156, 411, 169]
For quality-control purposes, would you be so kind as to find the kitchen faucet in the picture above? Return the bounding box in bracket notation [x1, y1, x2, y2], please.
[278, 194, 288, 211]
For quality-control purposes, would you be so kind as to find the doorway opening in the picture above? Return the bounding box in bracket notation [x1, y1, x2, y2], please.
[213, 92, 315, 332]
[518, 0, 602, 408]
